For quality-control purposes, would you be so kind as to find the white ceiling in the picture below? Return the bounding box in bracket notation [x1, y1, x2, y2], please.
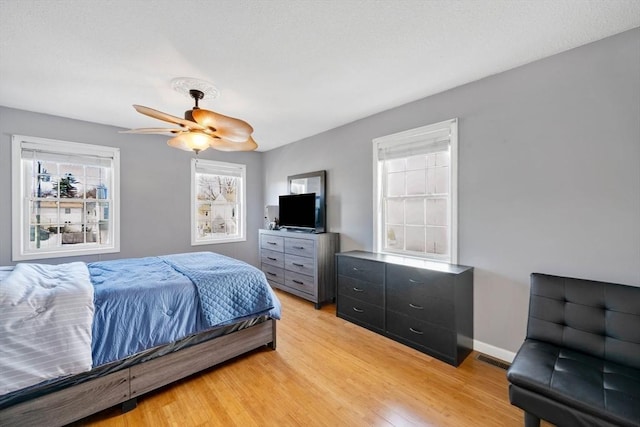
[1, 0, 638, 152]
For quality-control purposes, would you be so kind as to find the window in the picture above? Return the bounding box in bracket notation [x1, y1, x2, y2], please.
[373, 118, 458, 263]
[12, 135, 120, 261]
[191, 158, 246, 245]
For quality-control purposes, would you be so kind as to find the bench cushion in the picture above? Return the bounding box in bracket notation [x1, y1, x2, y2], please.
[507, 339, 640, 426]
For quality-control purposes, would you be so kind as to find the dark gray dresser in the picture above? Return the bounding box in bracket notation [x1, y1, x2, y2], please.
[259, 229, 339, 308]
[336, 250, 473, 366]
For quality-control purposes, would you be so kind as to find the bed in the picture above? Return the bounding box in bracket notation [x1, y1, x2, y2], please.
[0, 251, 281, 426]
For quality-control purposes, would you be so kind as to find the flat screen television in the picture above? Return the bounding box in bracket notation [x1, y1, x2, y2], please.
[278, 193, 317, 232]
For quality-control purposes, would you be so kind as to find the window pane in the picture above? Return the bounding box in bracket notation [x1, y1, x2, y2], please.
[30, 200, 57, 224]
[405, 226, 426, 252]
[405, 199, 424, 225]
[86, 166, 102, 179]
[406, 155, 425, 170]
[85, 182, 98, 199]
[38, 177, 57, 198]
[98, 220, 110, 244]
[86, 202, 98, 224]
[197, 175, 221, 200]
[55, 174, 81, 198]
[406, 170, 426, 195]
[426, 198, 448, 226]
[426, 226, 448, 255]
[386, 199, 404, 224]
[27, 161, 57, 198]
[211, 205, 231, 234]
[386, 225, 404, 250]
[221, 177, 238, 203]
[386, 158, 405, 173]
[28, 224, 55, 249]
[225, 218, 238, 235]
[197, 219, 212, 237]
[60, 163, 83, 177]
[426, 153, 437, 168]
[387, 171, 405, 196]
[432, 166, 449, 194]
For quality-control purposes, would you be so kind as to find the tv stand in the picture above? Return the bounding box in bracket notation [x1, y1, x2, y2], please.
[259, 229, 339, 308]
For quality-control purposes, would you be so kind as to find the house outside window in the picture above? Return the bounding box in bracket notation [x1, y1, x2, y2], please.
[373, 118, 458, 263]
[191, 158, 246, 245]
[12, 135, 120, 261]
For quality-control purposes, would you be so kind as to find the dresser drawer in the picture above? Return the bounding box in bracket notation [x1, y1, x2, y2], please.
[284, 270, 314, 295]
[261, 234, 284, 252]
[261, 264, 284, 285]
[386, 311, 455, 360]
[337, 256, 384, 283]
[337, 275, 383, 306]
[261, 249, 284, 268]
[337, 295, 384, 331]
[285, 237, 315, 257]
[285, 253, 315, 276]
[386, 264, 454, 301]
[386, 292, 454, 328]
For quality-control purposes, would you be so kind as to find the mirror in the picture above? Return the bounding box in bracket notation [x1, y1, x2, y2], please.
[288, 170, 326, 233]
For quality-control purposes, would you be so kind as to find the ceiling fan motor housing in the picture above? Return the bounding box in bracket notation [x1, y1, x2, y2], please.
[185, 89, 206, 122]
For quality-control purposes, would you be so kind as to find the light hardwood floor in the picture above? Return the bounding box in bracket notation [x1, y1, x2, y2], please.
[75, 289, 538, 427]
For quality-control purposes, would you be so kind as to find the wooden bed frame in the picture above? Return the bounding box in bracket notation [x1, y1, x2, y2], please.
[0, 319, 276, 427]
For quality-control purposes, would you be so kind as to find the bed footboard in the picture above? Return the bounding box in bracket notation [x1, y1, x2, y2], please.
[0, 319, 276, 427]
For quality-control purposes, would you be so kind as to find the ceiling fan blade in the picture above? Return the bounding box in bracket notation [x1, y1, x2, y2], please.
[191, 109, 254, 143]
[209, 135, 258, 152]
[119, 127, 184, 135]
[133, 105, 207, 131]
[167, 132, 215, 153]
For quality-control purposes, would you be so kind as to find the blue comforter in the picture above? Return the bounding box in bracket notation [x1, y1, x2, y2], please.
[88, 252, 280, 367]
[160, 252, 275, 327]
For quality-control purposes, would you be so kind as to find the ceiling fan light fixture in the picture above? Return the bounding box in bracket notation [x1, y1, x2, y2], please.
[168, 132, 213, 154]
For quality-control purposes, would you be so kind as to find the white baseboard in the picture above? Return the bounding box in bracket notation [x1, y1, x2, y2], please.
[473, 340, 517, 363]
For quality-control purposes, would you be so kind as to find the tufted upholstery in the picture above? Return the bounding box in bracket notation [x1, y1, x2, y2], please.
[507, 273, 640, 427]
[527, 273, 640, 369]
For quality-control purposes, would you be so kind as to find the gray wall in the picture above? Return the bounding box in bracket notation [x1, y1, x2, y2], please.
[263, 28, 640, 357]
[0, 107, 264, 267]
[0, 29, 637, 358]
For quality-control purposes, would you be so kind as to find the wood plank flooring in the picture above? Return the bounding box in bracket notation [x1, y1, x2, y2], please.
[74, 289, 539, 427]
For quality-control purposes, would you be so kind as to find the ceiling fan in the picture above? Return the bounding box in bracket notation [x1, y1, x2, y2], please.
[122, 78, 257, 154]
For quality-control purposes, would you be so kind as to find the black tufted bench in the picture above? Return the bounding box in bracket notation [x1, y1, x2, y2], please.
[507, 273, 640, 427]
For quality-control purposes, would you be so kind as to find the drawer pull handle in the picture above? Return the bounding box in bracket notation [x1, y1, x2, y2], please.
[409, 303, 424, 310]
[293, 246, 305, 250]
[267, 272, 277, 277]
[352, 307, 364, 313]
[409, 279, 423, 285]
[293, 279, 305, 285]
[267, 241, 278, 245]
[409, 327, 424, 335]
[292, 262, 304, 267]
[267, 257, 277, 261]
[352, 267, 363, 272]
[353, 287, 364, 292]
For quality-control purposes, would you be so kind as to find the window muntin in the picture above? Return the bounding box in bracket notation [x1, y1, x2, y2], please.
[373, 119, 458, 263]
[12, 135, 120, 261]
[191, 159, 246, 245]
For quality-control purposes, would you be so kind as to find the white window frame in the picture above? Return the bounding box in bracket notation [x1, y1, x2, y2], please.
[373, 118, 458, 264]
[191, 158, 247, 245]
[12, 135, 120, 261]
